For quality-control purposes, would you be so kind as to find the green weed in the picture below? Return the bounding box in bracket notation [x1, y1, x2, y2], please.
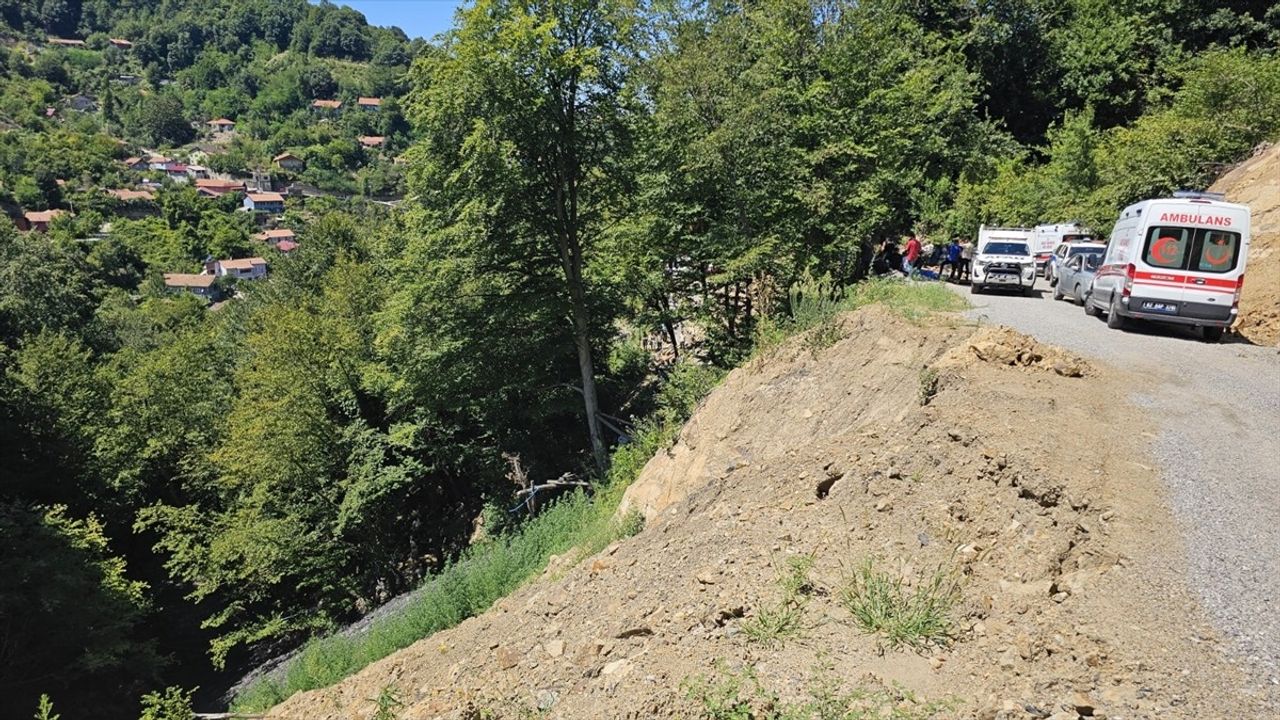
[917, 367, 939, 406]
[742, 556, 815, 647]
[138, 686, 195, 720]
[34, 695, 59, 720]
[839, 560, 960, 651]
[684, 661, 954, 719]
[372, 684, 403, 720]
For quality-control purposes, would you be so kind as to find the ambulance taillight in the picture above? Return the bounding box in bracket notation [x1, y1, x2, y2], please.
[1233, 275, 1245, 309]
[1122, 263, 1136, 297]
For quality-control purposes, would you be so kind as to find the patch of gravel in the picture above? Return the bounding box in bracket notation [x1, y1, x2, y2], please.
[961, 284, 1280, 705]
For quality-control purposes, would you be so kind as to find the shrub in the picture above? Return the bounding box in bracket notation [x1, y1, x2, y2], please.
[839, 560, 961, 651]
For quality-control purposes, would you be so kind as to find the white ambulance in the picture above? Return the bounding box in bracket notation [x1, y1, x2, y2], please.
[1085, 191, 1249, 342]
[1031, 222, 1093, 276]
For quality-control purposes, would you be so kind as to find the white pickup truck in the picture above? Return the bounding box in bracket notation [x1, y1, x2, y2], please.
[971, 225, 1037, 295]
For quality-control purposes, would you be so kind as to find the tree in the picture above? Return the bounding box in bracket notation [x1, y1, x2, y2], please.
[407, 0, 637, 473]
[126, 93, 194, 146]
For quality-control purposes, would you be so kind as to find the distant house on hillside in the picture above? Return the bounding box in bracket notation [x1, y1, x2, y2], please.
[115, 73, 141, 85]
[163, 163, 191, 183]
[358, 135, 385, 149]
[122, 156, 150, 172]
[106, 188, 156, 202]
[147, 155, 172, 171]
[312, 99, 342, 112]
[187, 164, 210, 180]
[68, 95, 97, 113]
[273, 152, 305, 171]
[213, 257, 268, 280]
[109, 38, 133, 49]
[357, 96, 382, 112]
[255, 228, 296, 247]
[276, 239, 299, 253]
[207, 118, 236, 135]
[47, 37, 86, 47]
[243, 192, 285, 215]
[195, 178, 245, 198]
[163, 273, 219, 300]
[22, 209, 70, 232]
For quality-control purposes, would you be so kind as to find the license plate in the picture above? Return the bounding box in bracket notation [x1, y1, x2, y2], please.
[989, 274, 1017, 283]
[1141, 301, 1177, 313]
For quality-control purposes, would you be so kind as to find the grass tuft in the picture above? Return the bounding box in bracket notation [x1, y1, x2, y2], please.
[742, 555, 814, 647]
[917, 367, 939, 406]
[839, 559, 961, 651]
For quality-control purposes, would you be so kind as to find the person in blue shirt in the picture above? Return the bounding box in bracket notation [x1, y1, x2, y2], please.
[940, 238, 963, 282]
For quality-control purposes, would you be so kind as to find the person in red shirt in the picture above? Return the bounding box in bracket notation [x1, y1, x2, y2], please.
[903, 235, 922, 277]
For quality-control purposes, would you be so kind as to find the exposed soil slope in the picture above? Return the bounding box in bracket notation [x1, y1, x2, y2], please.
[266, 307, 1265, 719]
[1210, 142, 1280, 345]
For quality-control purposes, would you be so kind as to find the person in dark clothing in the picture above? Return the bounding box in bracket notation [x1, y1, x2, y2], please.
[941, 238, 963, 281]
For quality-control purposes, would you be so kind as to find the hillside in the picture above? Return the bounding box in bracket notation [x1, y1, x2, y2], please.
[263, 306, 1266, 719]
[1210, 143, 1280, 345]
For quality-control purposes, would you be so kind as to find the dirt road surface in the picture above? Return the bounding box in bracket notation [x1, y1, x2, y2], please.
[962, 282, 1280, 704]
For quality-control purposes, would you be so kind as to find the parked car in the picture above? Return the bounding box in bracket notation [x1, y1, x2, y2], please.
[971, 239, 1037, 295]
[1046, 241, 1107, 286]
[1086, 191, 1250, 342]
[1052, 251, 1101, 305]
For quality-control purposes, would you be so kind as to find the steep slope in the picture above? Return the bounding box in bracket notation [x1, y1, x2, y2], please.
[1210, 142, 1280, 345]
[265, 306, 1266, 719]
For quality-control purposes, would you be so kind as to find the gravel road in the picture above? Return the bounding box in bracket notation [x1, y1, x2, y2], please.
[958, 281, 1280, 700]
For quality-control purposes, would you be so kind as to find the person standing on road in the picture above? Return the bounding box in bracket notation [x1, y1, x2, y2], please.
[903, 235, 922, 277]
[941, 238, 962, 281]
[959, 239, 973, 281]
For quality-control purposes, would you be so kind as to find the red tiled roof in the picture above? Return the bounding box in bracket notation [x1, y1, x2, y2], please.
[273, 152, 302, 162]
[312, 99, 343, 109]
[247, 192, 285, 203]
[195, 179, 244, 190]
[357, 96, 382, 106]
[109, 38, 133, 48]
[164, 273, 216, 288]
[358, 135, 386, 147]
[208, 118, 235, 126]
[259, 229, 296, 239]
[47, 37, 86, 47]
[276, 240, 299, 252]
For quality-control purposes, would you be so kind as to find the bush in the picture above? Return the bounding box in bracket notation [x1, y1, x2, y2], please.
[839, 559, 961, 651]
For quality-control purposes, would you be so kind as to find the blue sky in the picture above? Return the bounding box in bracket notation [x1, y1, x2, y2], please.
[322, 1, 465, 40]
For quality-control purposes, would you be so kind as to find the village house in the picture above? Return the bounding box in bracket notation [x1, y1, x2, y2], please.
[254, 228, 296, 247]
[47, 37, 86, 47]
[358, 135, 386, 149]
[273, 152, 305, 171]
[122, 156, 150, 171]
[106, 188, 156, 202]
[187, 164, 211, 180]
[109, 38, 133, 49]
[163, 273, 219, 300]
[276, 239, 299, 253]
[357, 96, 382, 112]
[311, 99, 343, 112]
[106, 188, 157, 218]
[213, 257, 268, 280]
[195, 178, 245, 198]
[207, 118, 236, 135]
[147, 155, 172, 171]
[163, 163, 191, 183]
[22, 209, 69, 232]
[243, 191, 286, 214]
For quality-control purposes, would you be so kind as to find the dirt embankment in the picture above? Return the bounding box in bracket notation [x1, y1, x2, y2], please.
[266, 307, 1265, 719]
[1210, 142, 1280, 345]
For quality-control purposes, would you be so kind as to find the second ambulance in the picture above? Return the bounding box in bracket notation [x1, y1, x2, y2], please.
[1086, 191, 1249, 342]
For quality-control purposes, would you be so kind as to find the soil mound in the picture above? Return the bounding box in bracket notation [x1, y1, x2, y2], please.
[265, 307, 1264, 720]
[1210, 143, 1280, 345]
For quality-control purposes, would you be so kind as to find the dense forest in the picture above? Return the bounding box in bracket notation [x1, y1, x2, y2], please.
[1, 0, 1277, 717]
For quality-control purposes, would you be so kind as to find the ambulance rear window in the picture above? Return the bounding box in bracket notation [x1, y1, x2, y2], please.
[1194, 230, 1241, 273]
[1143, 227, 1191, 269]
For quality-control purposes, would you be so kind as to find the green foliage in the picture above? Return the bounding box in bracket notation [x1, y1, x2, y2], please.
[839, 559, 961, 651]
[372, 684, 404, 720]
[138, 686, 195, 720]
[917, 368, 939, 407]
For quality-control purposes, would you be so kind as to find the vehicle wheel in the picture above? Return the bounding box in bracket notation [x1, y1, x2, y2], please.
[1201, 326, 1225, 343]
[1023, 286, 1034, 297]
[1084, 293, 1100, 317]
[1053, 283, 1065, 301]
[1106, 293, 1126, 330]
[1047, 269, 1057, 287]
[1073, 284, 1085, 306]
[970, 283, 981, 294]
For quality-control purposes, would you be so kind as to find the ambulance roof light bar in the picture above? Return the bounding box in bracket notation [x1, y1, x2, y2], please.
[1172, 190, 1226, 201]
